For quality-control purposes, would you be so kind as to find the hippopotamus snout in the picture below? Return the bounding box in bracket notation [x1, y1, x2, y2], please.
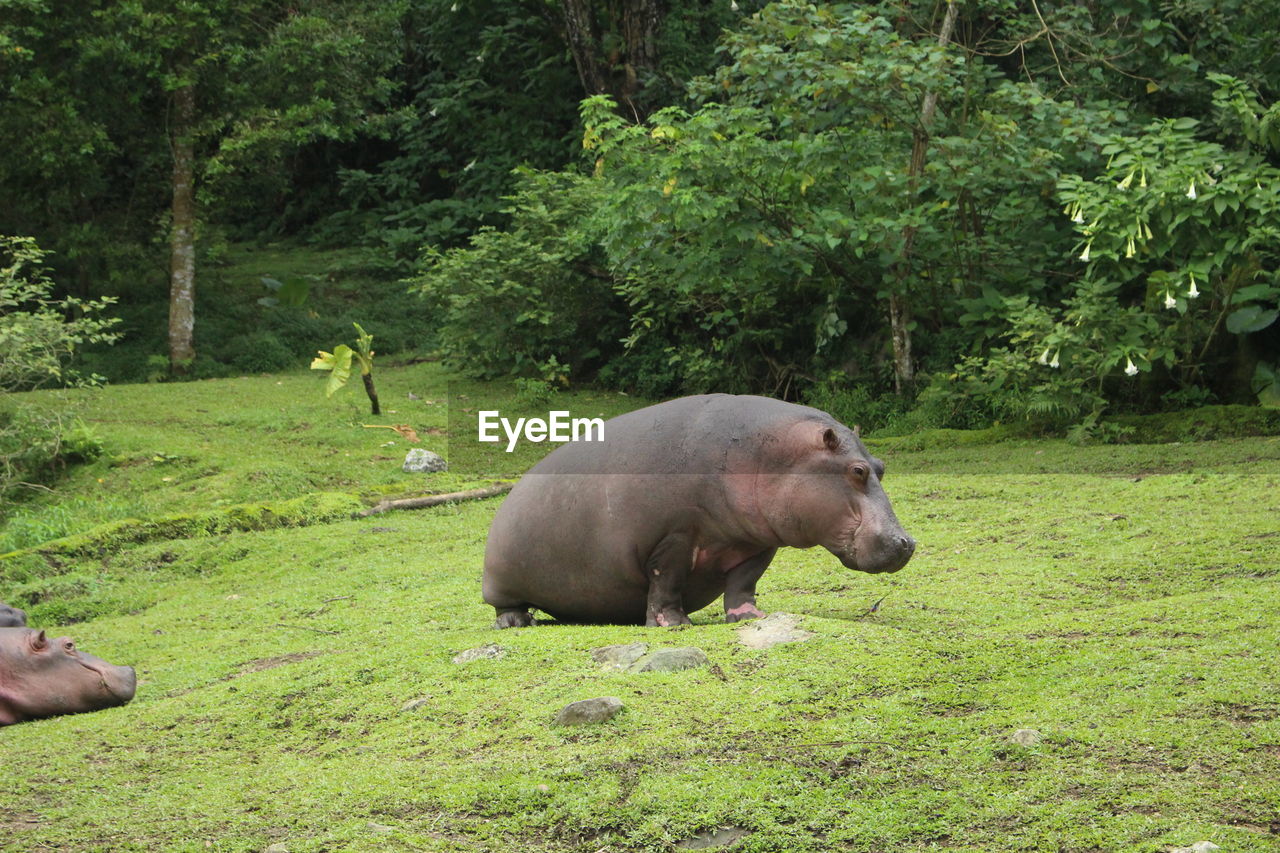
[857, 531, 915, 574]
[95, 660, 138, 705]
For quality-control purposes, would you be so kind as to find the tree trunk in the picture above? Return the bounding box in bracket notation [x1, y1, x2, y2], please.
[362, 371, 381, 416]
[557, 0, 664, 118]
[168, 83, 197, 375]
[887, 0, 961, 393]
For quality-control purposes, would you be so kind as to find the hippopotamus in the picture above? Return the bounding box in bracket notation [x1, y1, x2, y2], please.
[483, 394, 915, 627]
[0, 602, 25, 627]
[0, 627, 138, 726]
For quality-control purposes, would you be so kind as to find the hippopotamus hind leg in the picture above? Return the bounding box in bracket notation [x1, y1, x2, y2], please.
[723, 549, 776, 622]
[494, 607, 534, 628]
[644, 532, 695, 628]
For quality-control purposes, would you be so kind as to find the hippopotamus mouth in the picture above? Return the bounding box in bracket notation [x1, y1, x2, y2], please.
[831, 523, 915, 574]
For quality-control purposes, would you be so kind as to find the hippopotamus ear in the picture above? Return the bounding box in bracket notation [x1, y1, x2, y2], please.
[822, 427, 842, 453]
[30, 630, 47, 651]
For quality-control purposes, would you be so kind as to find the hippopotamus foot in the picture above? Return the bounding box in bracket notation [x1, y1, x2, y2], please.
[646, 608, 693, 628]
[493, 608, 535, 629]
[724, 602, 766, 623]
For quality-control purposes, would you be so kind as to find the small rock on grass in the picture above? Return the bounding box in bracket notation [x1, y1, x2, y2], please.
[403, 448, 447, 473]
[263, 845, 289, 853]
[735, 613, 814, 649]
[452, 643, 506, 664]
[634, 647, 708, 672]
[1009, 728, 1043, 747]
[1169, 843, 1220, 853]
[675, 827, 751, 849]
[400, 697, 431, 712]
[554, 696, 624, 726]
[589, 644, 709, 673]
[591, 643, 649, 670]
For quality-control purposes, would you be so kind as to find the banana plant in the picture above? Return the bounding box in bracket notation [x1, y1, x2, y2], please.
[311, 322, 380, 415]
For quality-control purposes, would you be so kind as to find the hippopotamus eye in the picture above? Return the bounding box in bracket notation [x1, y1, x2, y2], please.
[848, 462, 871, 485]
[63, 640, 76, 653]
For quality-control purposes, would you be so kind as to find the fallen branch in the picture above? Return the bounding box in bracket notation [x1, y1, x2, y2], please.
[360, 483, 514, 517]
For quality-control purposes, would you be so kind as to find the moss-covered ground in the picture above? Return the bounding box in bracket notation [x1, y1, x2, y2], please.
[2, 365, 1277, 851]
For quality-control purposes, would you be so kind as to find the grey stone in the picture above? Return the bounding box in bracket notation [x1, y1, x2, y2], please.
[591, 643, 649, 670]
[735, 613, 815, 649]
[399, 697, 431, 712]
[675, 827, 751, 849]
[1170, 843, 1220, 853]
[1010, 728, 1043, 747]
[452, 643, 506, 664]
[403, 448, 447, 473]
[554, 696, 624, 726]
[632, 647, 708, 673]
[263, 845, 290, 853]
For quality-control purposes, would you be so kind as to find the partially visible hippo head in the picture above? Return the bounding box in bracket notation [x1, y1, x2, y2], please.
[0, 628, 137, 726]
[756, 420, 915, 574]
[0, 602, 25, 628]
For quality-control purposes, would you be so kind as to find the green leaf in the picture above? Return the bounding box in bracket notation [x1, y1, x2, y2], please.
[1254, 362, 1280, 408]
[310, 345, 354, 397]
[1225, 306, 1279, 334]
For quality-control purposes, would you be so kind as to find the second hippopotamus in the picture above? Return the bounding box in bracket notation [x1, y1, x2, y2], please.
[483, 394, 915, 627]
[0, 627, 137, 726]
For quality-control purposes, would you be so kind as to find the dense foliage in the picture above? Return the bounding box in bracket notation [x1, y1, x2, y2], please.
[414, 0, 1280, 430]
[2, 0, 1278, 429]
[0, 237, 119, 499]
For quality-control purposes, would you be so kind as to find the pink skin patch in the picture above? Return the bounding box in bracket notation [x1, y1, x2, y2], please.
[655, 612, 671, 627]
[726, 603, 765, 619]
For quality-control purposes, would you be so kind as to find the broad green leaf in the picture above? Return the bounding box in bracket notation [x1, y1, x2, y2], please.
[311, 345, 354, 397]
[1226, 306, 1279, 334]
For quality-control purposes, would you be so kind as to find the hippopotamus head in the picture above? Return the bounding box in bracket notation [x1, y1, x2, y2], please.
[753, 418, 915, 574]
[0, 627, 137, 726]
[0, 602, 26, 627]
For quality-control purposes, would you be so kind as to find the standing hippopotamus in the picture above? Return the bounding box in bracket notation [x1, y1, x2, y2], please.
[483, 394, 915, 627]
[0, 627, 138, 726]
[0, 602, 25, 627]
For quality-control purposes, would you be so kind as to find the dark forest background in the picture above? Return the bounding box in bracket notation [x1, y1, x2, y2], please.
[3, 0, 1279, 435]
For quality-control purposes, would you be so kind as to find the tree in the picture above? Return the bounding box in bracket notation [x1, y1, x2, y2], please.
[0, 236, 118, 497]
[3, 1, 402, 375]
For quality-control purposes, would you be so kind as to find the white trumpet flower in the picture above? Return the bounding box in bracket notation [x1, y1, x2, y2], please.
[1124, 357, 1139, 377]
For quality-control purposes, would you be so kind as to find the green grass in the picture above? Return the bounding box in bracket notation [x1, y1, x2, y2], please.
[2, 367, 1278, 851]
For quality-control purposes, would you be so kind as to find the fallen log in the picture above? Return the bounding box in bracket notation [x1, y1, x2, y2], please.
[360, 483, 514, 517]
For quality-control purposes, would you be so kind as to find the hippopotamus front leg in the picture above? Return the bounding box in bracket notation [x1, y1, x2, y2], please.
[722, 549, 776, 622]
[644, 532, 695, 627]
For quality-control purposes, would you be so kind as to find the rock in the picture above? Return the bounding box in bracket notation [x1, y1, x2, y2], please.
[403, 448, 447, 473]
[399, 697, 431, 712]
[591, 643, 649, 670]
[675, 827, 751, 849]
[367, 822, 396, 835]
[1169, 843, 1220, 853]
[1009, 728, 1043, 747]
[735, 613, 815, 649]
[554, 696, 624, 726]
[263, 845, 290, 853]
[452, 643, 506, 664]
[633, 647, 709, 673]
[591, 644, 709, 673]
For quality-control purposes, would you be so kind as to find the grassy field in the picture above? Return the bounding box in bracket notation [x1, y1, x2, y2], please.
[2, 365, 1278, 852]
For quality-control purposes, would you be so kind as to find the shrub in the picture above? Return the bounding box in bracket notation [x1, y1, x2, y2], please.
[0, 236, 118, 503]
